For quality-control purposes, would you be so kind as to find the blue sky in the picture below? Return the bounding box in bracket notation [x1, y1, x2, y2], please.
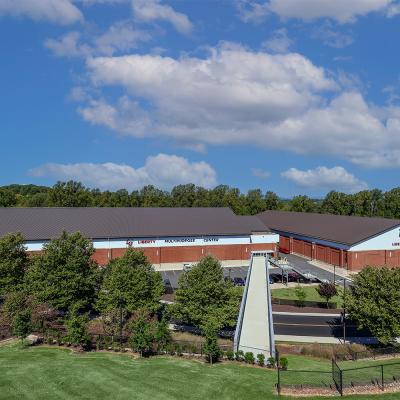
[1, 0, 400, 197]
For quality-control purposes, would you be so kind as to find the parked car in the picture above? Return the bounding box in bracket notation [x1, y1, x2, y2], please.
[233, 277, 245, 286]
[183, 264, 192, 272]
[288, 272, 302, 282]
[302, 272, 318, 282]
[269, 273, 282, 283]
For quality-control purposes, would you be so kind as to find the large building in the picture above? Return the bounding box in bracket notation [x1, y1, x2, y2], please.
[0, 207, 279, 270]
[257, 210, 400, 271]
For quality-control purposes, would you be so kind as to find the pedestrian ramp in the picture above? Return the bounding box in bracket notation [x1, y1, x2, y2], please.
[234, 251, 275, 359]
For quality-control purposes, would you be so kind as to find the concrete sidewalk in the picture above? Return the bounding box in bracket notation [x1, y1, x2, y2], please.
[307, 259, 353, 280]
[273, 311, 341, 317]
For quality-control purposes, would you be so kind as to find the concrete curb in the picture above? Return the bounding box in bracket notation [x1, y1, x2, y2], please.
[273, 311, 341, 317]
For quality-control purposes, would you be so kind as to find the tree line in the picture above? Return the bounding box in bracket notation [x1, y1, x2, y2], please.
[0, 232, 240, 361]
[1, 181, 400, 218]
[1, 230, 400, 352]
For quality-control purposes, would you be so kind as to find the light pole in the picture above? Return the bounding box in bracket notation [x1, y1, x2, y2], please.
[333, 264, 336, 285]
[342, 278, 346, 344]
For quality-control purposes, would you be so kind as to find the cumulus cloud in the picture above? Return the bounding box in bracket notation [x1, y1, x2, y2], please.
[85, 43, 336, 131]
[78, 44, 400, 167]
[0, 0, 83, 24]
[281, 166, 368, 193]
[45, 21, 149, 58]
[131, 0, 193, 34]
[262, 28, 293, 53]
[237, 0, 396, 23]
[29, 154, 217, 190]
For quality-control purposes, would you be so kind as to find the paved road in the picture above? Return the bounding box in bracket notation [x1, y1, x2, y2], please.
[161, 266, 250, 289]
[172, 313, 372, 339]
[273, 313, 370, 338]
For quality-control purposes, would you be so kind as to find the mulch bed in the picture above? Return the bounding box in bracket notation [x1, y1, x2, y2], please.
[279, 381, 400, 397]
[279, 387, 337, 397]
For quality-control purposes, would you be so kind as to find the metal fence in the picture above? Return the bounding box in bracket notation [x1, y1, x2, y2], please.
[277, 358, 400, 396]
[339, 361, 400, 393]
[277, 368, 335, 395]
[334, 346, 400, 362]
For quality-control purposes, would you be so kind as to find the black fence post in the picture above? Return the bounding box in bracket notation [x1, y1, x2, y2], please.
[381, 364, 384, 391]
[277, 367, 281, 396]
[276, 348, 280, 368]
[339, 369, 343, 397]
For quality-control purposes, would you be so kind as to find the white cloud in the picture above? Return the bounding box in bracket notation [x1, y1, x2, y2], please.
[94, 21, 150, 55]
[251, 168, 271, 179]
[281, 166, 368, 193]
[85, 43, 336, 130]
[45, 21, 149, 58]
[237, 0, 396, 23]
[262, 28, 292, 53]
[131, 0, 193, 34]
[387, 3, 400, 16]
[236, 0, 270, 23]
[77, 0, 128, 5]
[44, 31, 91, 58]
[312, 22, 353, 48]
[29, 154, 217, 190]
[0, 0, 83, 24]
[77, 44, 400, 168]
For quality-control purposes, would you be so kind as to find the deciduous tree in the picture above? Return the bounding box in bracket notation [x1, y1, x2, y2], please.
[26, 232, 98, 312]
[128, 310, 156, 357]
[172, 256, 241, 328]
[97, 248, 164, 315]
[316, 282, 337, 308]
[347, 267, 400, 344]
[0, 233, 28, 296]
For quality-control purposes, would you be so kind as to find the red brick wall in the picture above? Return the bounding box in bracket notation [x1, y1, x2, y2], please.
[279, 236, 290, 253]
[278, 235, 345, 267]
[386, 250, 400, 267]
[160, 246, 204, 263]
[347, 250, 400, 271]
[204, 244, 243, 260]
[89, 242, 277, 266]
[92, 249, 110, 265]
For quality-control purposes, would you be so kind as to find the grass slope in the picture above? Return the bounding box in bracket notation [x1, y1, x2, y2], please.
[271, 285, 344, 307]
[1, 344, 400, 400]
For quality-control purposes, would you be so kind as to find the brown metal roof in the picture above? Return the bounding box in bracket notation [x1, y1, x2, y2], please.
[0, 207, 269, 241]
[257, 210, 400, 246]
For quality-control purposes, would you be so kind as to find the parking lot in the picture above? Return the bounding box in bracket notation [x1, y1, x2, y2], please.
[160, 263, 321, 290]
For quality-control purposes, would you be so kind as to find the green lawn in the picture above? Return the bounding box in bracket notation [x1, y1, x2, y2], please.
[2, 343, 400, 399]
[271, 285, 344, 307]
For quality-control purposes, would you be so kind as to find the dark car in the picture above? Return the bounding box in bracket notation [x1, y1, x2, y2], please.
[288, 272, 302, 282]
[269, 273, 282, 283]
[233, 277, 245, 286]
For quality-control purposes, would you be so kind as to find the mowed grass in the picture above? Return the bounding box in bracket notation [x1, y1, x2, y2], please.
[271, 285, 344, 307]
[1, 343, 400, 400]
